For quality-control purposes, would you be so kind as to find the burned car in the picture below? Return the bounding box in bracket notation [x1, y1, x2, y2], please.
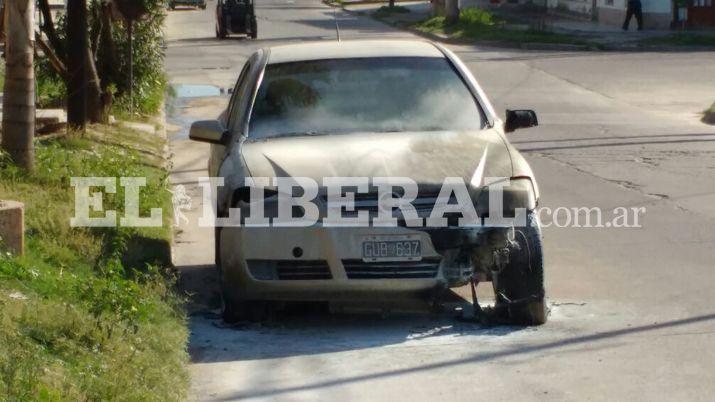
[189, 40, 546, 325]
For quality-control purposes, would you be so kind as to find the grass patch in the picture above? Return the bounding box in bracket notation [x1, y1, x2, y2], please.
[412, 8, 591, 46]
[373, 5, 411, 18]
[641, 33, 715, 47]
[703, 103, 715, 125]
[0, 124, 188, 400]
[0, 64, 5, 89]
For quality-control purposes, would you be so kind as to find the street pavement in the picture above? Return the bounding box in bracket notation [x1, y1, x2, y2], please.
[165, 1, 715, 400]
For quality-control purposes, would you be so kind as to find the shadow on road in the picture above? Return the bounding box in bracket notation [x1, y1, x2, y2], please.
[178, 263, 528, 365]
[212, 311, 715, 401]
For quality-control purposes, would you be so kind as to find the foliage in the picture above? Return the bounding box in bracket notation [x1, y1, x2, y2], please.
[413, 8, 591, 46]
[640, 33, 715, 47]
[35, 63, 66, 109]
[106, 1, 169, 115]
[703, 103, 715, 125]
[373, 5, 411, 18]
[459, 7, 499, 26]
[35, 0, 169, 116]
[0, 125, 187, 401]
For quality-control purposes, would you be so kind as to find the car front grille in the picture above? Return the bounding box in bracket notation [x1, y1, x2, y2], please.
[341, 258, 441, 279]
[276, 260, 332, 280]
[247, 260, 332, 280]
[321, 191, 455, 218]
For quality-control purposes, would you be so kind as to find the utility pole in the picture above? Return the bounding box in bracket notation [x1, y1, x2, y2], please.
[1, 0, 36, 171]
[66, 0, 88, 130]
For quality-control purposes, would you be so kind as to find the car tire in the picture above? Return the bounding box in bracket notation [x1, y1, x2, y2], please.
[216, 228, 268, 323]
[494, 212, 547, 325]
[220, 283, 268, 323]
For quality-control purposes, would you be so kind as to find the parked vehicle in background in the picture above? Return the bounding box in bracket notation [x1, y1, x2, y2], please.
[216, 0, 258, 39]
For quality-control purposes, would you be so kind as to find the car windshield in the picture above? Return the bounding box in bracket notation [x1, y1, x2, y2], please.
[248, 57, 485, 139]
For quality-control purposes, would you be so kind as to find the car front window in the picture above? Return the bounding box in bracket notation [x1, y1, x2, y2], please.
[248, 57, 485, 139]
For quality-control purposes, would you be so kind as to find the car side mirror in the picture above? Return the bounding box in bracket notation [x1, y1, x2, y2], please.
[504, 109, 538, 133]
[189, 120, 228, 144]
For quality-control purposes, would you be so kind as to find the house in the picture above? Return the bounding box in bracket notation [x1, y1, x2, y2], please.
[685, 0, 715, 27]
[543, 0, 715, 28]
[596, 0, 672, 29]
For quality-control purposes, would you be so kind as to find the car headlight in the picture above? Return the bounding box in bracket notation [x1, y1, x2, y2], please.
[504, 177, 537, 212]
[474, 177, 537, 218]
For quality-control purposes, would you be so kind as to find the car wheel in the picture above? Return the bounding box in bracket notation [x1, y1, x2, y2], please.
[216, 228, 268, 323]
[494, 212, 547, 325]
[220, 283, 268, 323]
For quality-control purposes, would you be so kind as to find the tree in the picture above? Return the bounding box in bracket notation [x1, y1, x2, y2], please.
[36, 0, 110, 126]
[66, 0, 89, 129]
[445, 0, 459, 24]
[36, 0, 165, 124]
[1, 0, 35, 170]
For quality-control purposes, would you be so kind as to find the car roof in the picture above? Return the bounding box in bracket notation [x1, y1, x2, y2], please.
[265, 40, 445, 64]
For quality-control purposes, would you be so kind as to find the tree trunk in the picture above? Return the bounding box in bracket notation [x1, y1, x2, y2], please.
[127, 19, 133, 115]
[66, 0, 88, 130]
[85, 45, 109, 123]
[431, 0, 446, 17]
[445, 0, 460, 24]
[1, 0, 36, 171]
[37, 0, 65, 61]
[96, 1, 119, 87]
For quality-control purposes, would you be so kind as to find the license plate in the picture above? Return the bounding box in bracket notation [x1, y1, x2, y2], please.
[362, 235, 422, 262]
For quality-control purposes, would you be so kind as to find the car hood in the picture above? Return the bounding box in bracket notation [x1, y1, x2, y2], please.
[240, 130, 513, 186]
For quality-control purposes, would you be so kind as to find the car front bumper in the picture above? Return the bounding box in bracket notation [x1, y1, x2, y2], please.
[219, 225, 505, 301]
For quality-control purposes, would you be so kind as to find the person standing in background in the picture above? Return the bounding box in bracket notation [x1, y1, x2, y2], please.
[623, 0, 644, 30]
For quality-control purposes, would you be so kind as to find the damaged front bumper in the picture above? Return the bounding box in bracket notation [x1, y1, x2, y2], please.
[219, 223, 517, 302]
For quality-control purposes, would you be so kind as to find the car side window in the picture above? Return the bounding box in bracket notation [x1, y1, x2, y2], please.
[227, 61, 254, 134]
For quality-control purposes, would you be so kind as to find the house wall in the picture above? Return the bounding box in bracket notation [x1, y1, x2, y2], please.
[596, 0, 672, 28]
[547, 0, 595, 18]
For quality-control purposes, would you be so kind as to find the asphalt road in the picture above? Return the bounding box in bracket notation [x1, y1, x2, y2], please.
[165, 1, 715, 400]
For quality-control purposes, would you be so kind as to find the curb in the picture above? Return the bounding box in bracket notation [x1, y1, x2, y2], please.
[377, 13, 596, 51]
[335, 3, 597, 51]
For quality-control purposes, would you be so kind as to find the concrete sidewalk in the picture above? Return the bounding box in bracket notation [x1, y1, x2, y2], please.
[339, 0, 711, 50]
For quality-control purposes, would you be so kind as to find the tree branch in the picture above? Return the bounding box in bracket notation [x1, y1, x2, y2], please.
[37, 0, 65, 61]
[35, 32, 68, 79]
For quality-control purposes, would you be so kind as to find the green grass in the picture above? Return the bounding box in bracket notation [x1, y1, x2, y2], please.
[0, 64, 5, 90]
[412, 8, 592, 46]
[641, 33, 715, 47]
[0, 124, 188, 401]
[373, 5, 411, 18]
[703, 103, 715, 125]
